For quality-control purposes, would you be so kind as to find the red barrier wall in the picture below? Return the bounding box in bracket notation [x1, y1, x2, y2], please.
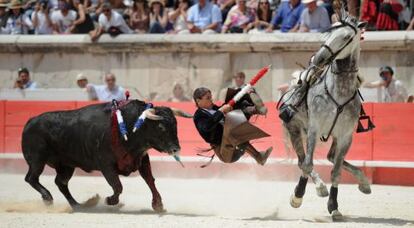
[1, 101, 413, 161]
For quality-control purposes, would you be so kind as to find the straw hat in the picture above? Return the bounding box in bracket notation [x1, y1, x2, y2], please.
[302, 0, 316, 4]
[76, 73, 87, 81]
[8, 0, 23, 9]
[149, 0, 164, 7]
[0, 0, 9, 7]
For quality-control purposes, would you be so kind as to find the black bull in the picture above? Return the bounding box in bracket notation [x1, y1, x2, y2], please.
[22, 100, 191, 212]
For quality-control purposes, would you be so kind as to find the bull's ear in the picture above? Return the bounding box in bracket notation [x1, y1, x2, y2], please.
[171, 108, 193, 118]
[145, 109, 164, 121]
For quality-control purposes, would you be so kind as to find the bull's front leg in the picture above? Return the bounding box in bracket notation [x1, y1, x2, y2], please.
[101, 168, 123, 206]
[138, 154, 165, 213]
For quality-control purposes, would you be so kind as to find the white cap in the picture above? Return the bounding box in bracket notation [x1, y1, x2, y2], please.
[76, 73, 87, 81]
[302, 0, 316, 4]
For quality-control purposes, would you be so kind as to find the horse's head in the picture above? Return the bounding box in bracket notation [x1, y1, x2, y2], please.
[312, 8, 367, 66]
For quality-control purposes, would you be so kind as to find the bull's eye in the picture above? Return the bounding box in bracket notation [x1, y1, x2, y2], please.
[158, 123, 166, 132]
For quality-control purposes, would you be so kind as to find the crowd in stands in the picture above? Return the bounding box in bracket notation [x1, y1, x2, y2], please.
[0, 0, 413, 37]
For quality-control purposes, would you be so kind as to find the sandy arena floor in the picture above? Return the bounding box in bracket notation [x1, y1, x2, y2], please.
[0, 174, 413, 228]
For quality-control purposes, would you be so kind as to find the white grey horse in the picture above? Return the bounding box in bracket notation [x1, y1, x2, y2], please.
[279, 9, 371, 220]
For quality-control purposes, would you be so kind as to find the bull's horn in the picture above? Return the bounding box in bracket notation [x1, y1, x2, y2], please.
[171, 108, 193, 118]
[145, 109, 163, 120]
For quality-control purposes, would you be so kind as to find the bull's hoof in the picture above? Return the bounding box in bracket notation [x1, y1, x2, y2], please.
[105, 196, 119, 206]
[358, 183, 371, 194]
[316, 184, 329, 198]
[152, 201, 166, 213]
[82, 194, 100, 208]
[331, 210, 343, 221]
[289, 194, 303, 208]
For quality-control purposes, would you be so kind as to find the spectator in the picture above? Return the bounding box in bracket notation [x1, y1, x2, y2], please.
[168, 82, 191, 101]
[363, 66, 409, 102]
[216, 0, 235, 23]
[0, 0, 10, 34]
[76, 73, 89, 88]
[89, 3, 133, 41]
[3, 0, 33, 34]
[233, 71, 246, 88]
[86, 0, 103, 21]
[376, 0, 403, 31]
[13, 67, 37, 90]
[168, 0, 190, 34]
[32, 0, 53, 34]
[126, 0, 149, 33]
[407, 17, 414, 30]
[90, 73, 126, 101]
[51, 0, 77, 34]
[360, 0, 379, 30]
[248, 0, 272, 34]
[296, 0, 330, 32]
[148, 0, 168, 33]
[266, 0, 304, 33]
[69, 0, 95, 34]
[187, 0, 222, 34]
[221, 0, 255, 33]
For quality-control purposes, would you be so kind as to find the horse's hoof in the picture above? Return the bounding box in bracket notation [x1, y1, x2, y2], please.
[316, 184, 329, 197]
[290, 194, 303, 208]
[105, 196, 119, 206]
[331, 210, 343, 221]
[42, 199, 53, 206]
[358, 183, 371, 194]
[82, 194, 100, 208]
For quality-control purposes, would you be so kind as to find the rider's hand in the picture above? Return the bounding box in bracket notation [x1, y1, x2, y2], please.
[219, 104, 233, 114]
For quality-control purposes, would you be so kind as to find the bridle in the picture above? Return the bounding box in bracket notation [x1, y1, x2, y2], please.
[320, 21, 358, 65]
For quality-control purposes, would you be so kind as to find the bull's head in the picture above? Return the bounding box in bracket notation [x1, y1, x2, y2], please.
[138, 106, 192, 166]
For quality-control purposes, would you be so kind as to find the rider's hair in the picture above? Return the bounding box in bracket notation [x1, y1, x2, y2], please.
[193, 87, 211, 106]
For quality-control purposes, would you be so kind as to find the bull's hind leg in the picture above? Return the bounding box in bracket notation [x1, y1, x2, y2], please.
[101, 168, 123, 206]
[55, 166, 79, 207]
[25, 163, 53, 204]
[138, 154, 164, 213]
[327, 138, 371, 194]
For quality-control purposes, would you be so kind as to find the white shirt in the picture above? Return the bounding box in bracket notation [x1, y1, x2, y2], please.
[51, 10, 77, 33]
[3, 14, 33, 34]
[32, 11, 53, 34]
[92, 85, 126, 101]
[382, 79, 409, 102]
[98, 10, 133, 34]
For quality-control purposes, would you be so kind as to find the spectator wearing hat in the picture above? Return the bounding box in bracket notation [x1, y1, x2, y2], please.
[89, 2, 133, 41]
[148, 0, 168, 33]
[266, 0, 304, 33]
[0, 0, 10, 33]
[13, 67, 37, 90]
[221, 0, 256, 33]
[186, 0, 222, 34]
[3, 0, 33, 34]
[296, 0, 330, 32]
[126, 0, 149, 33]
[76, 73, 98, 100]
[51, 0, 78, 34]
[32, 0, 53, 34]
[363, 66, 409, 103]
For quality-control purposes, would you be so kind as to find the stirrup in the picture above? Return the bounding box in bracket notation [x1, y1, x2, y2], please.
[356, 115, 375, 133]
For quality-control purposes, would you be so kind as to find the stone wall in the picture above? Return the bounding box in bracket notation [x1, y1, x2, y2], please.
[0, 32, 413, 101]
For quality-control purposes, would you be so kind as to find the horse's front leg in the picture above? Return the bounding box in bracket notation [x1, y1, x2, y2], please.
[301, 128, 318, 175]
[328, 135, 352, 221]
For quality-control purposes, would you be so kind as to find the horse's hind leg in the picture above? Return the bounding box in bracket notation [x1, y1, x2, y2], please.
[55, 165, 79, 207]
[327, 138, 371, 194]
[25, 162, 53, 204]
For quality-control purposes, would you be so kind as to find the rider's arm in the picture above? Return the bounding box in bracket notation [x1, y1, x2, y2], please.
[363, 80, 385, 88]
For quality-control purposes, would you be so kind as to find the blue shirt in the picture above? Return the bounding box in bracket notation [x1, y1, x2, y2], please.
[271, 1, 304, 32]
[187, 2, 222, 31]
